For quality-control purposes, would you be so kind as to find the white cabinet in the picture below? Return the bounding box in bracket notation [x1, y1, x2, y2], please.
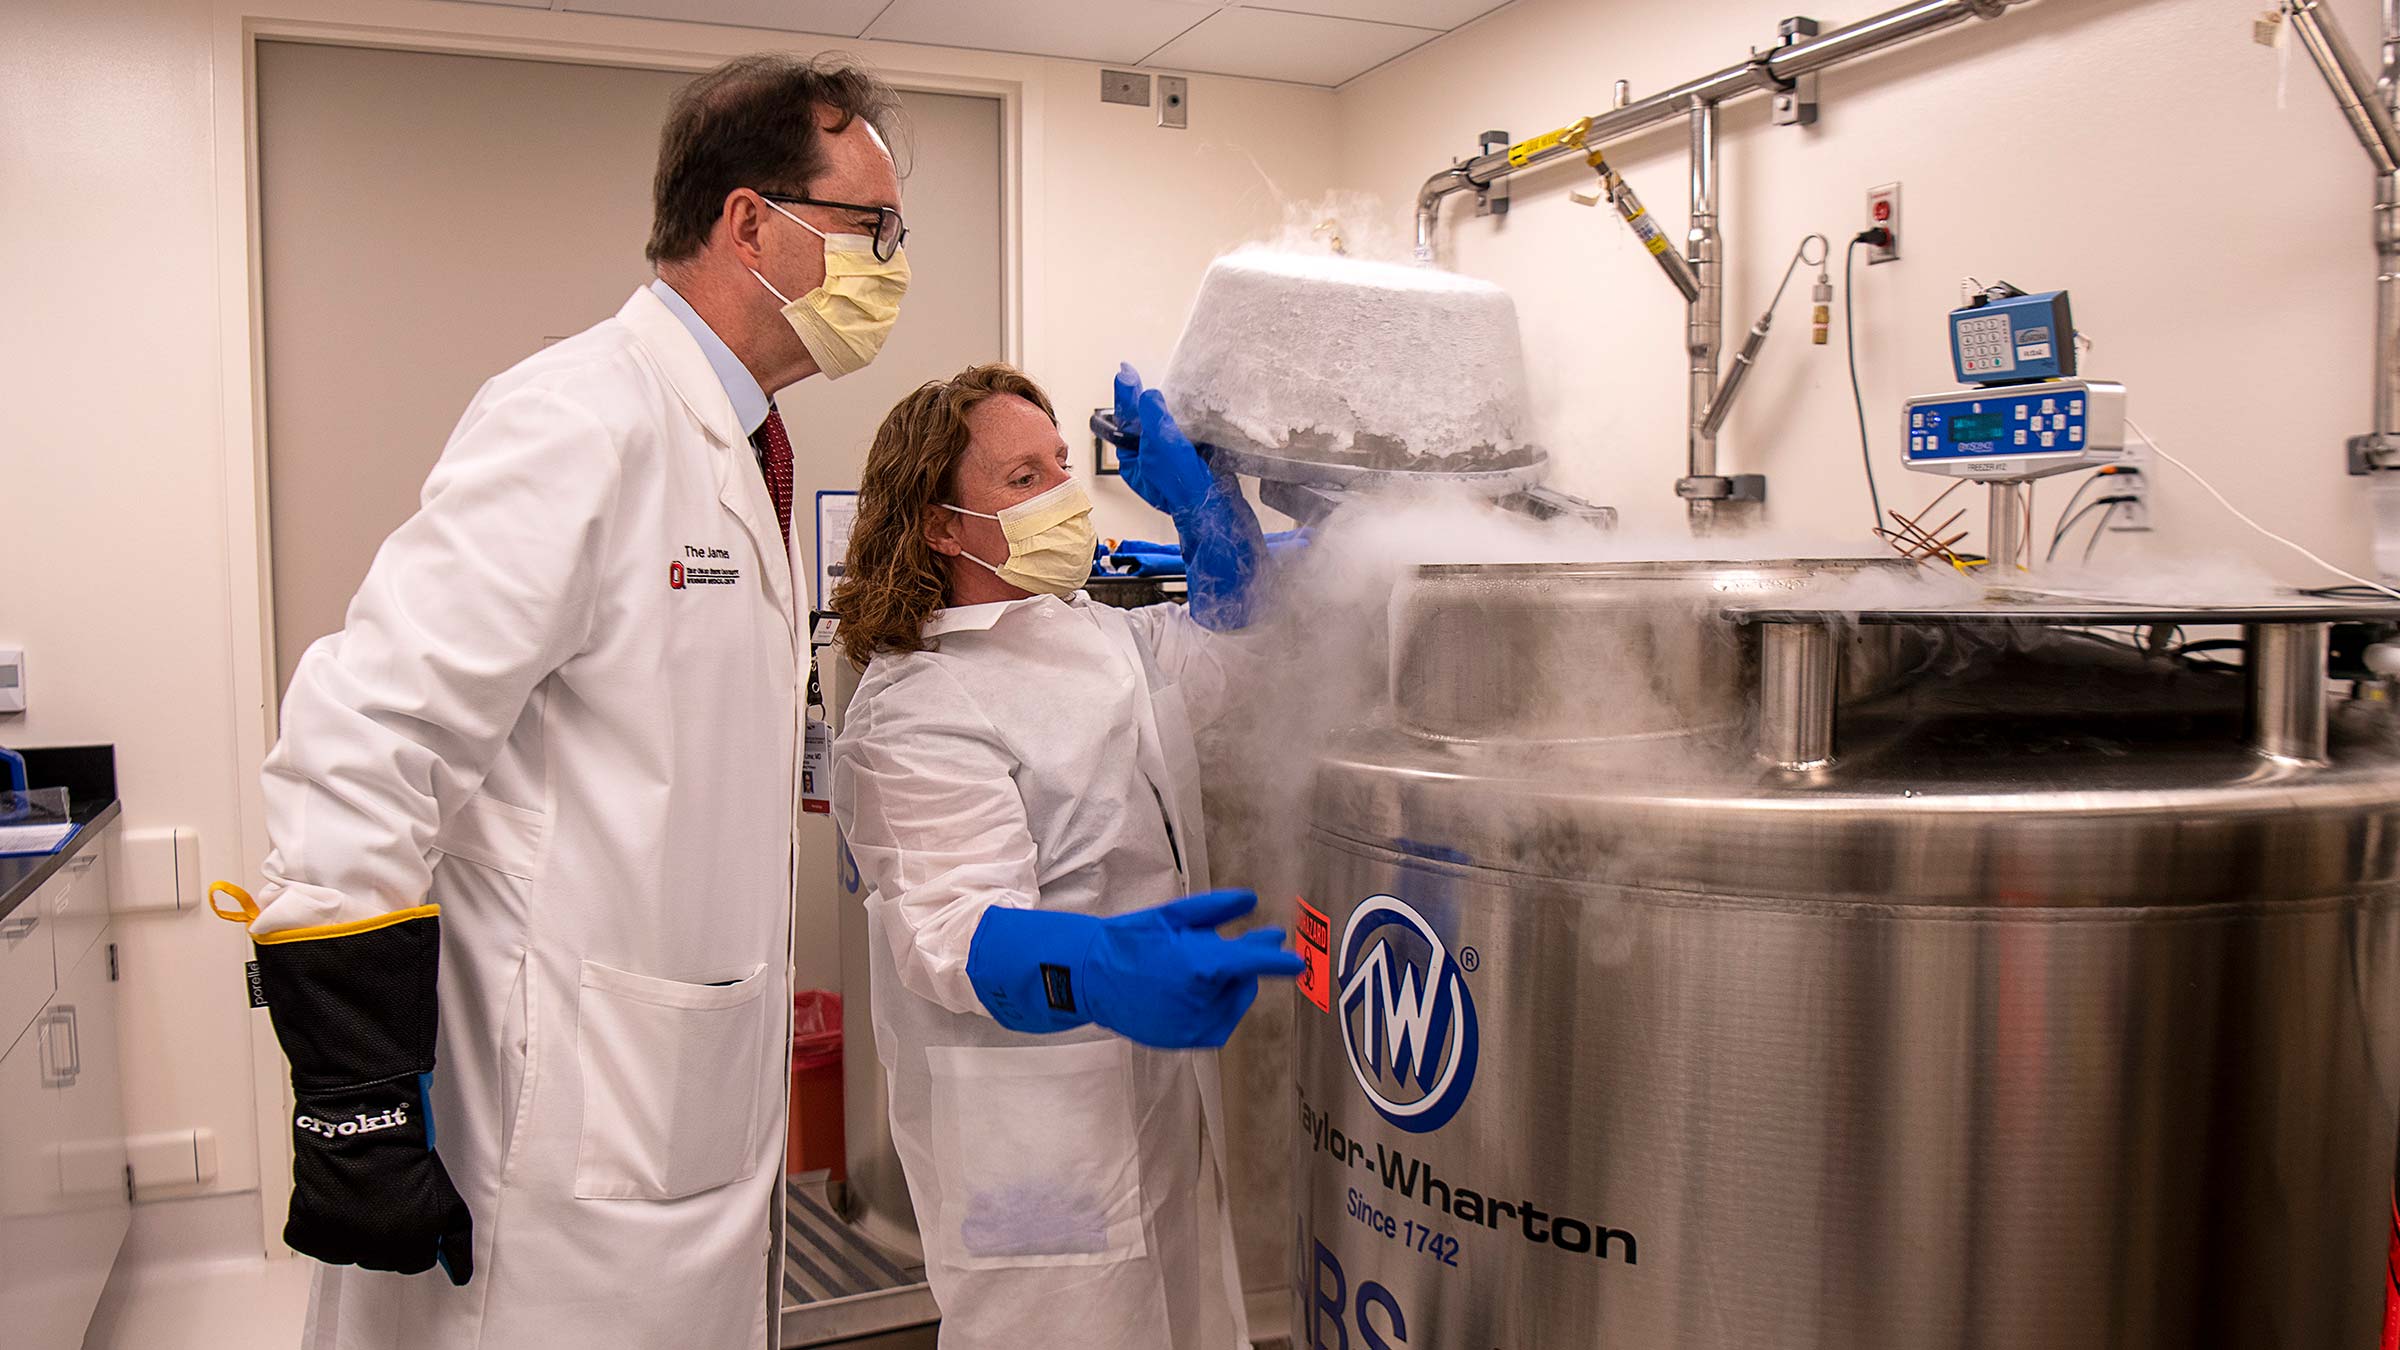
[53, 929, 131, 1316]
[49, 830, 114, 984]
[0, 822, 129, 1350]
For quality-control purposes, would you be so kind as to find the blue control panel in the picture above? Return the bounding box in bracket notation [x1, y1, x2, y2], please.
[1948, 290, 2074, 384]
[1903, 379, 2126, 480]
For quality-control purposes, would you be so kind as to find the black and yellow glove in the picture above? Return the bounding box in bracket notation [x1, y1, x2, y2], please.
[214, 886, 474, 1284]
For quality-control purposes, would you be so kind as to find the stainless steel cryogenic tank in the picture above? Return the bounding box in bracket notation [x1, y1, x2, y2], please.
[1291, 560, 2400, 1349]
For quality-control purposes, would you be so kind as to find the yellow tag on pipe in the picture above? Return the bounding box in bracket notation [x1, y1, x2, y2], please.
[1507, 117, 1589, 166]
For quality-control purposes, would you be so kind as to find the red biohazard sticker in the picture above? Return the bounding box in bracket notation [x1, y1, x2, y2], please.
[1294, 895, 1331, 1012]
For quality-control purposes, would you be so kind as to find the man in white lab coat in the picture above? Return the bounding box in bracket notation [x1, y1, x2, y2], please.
[226, 55, 909, 1349]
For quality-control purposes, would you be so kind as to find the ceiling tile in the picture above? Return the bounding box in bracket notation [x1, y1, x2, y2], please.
[1235, 0, 1507, 30]
[1146, 8, 1439, 87]
[864, 0, 1222, 66]
[560, 0, 894, 37]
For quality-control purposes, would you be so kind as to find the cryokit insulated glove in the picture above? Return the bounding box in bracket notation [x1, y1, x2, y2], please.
[249, 900, 474, 1284]
[1114, 364, 1269, 631]
[966, 889, 1307, 1049]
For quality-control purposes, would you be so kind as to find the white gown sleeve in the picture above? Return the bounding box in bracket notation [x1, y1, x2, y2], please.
[253, 384, 621, 936]
[1117, 601, 1265, 735]
[831, 661, 1038, 1017]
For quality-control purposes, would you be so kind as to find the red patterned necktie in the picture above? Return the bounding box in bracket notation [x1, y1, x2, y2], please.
[753, 407, 794, 549]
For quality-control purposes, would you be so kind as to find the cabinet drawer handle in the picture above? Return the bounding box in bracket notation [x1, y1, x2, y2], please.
[38, 1008, 74, 1088]
[0, 914, 37, 945]
[58, 1004, 80, 1081]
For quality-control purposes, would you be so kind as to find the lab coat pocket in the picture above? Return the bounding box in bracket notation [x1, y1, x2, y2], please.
[926, 1039, 1147, 1270]
[432, 792, 546, 881]
[573, 959, 772, 1201]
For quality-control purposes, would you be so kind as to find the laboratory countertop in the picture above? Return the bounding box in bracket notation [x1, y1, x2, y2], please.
[0, 745, 120, 927]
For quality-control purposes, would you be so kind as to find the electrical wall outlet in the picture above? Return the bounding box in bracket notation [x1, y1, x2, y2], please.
[2109, 442, 2152, 531]
[1865, 182, 1900, 264]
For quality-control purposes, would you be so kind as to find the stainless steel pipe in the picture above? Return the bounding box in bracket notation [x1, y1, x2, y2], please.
[1986, 480, 2025, 573]
[2246, 621, 2332, 763]
[2288, 0, 2400, 174]
[2386, 0, 2400, 443]
[2379, 174, 2400, 443]
[1414, 166, 1473, 263]
[1758, 620, 1839, 770]
[1411, 0, 2026, 261]
[1685, 97, 1723, 528]
[2288, 0, 2400, 468]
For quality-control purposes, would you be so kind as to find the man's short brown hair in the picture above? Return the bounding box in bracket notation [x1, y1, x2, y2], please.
[646, 55, 902, 266]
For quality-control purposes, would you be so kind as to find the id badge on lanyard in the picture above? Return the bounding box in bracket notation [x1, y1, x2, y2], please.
[802, 658, 832, 816]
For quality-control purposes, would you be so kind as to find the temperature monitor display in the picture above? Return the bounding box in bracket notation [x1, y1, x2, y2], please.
[1946, 412, 2008, 445]
[1901, 379, 2127, 481]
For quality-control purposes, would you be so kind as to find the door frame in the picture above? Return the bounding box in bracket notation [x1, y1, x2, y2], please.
[208, 0, 1044, 1256]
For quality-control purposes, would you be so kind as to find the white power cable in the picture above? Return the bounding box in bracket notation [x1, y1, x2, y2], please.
[2127, 416, 2400, 601]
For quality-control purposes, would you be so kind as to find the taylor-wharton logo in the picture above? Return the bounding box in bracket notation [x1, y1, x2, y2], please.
[1337, 893, 1478, 1134]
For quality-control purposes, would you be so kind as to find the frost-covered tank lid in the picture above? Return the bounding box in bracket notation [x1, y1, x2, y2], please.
[1162, 248, 1540, 482]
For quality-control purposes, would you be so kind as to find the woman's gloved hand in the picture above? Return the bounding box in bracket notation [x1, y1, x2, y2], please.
[1112, 364, 1268, 631]
[1112, 365, 1213, 518]
[966, 889, 1305, 1049]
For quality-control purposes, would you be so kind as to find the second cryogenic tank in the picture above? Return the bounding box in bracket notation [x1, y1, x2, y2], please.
[1292, 560, 2400, 1349]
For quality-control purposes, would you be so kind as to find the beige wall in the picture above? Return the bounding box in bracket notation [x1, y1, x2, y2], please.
[4, 0, 266, 1200]
[3, 0, 1336, 1234]
[1335, 0, 2390, 571]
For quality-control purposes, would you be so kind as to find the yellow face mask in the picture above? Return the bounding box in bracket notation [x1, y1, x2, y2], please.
[944, 478, 1096, 597]
[750, 199, 910, 380]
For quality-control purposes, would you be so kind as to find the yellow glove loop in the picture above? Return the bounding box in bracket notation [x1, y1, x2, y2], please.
[209, 881, 260, 925]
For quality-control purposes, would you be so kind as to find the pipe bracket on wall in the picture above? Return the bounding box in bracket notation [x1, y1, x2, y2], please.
[1676, 473, 1767, 503]
[1772, 17, 1822, 126]
[2349, 434, 2400, 474]
[1475, 130, 1511, 217]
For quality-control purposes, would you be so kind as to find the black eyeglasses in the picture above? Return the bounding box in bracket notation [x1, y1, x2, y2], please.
[759, 193, 908, 262]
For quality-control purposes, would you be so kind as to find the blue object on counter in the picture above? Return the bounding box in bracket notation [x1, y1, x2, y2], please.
[1097, 532, 1309, 580]
[0, 751, 76, 852]
[1097, 539, 1186, 578]
[0, 748, 25, 827]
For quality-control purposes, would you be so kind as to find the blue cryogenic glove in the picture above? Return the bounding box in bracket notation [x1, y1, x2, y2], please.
[965, 889, 1306, 1049]
[1114, 364, 1269, 630]
[1112, 365, 1211, 517]
[1264, 529, 1310, 560]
